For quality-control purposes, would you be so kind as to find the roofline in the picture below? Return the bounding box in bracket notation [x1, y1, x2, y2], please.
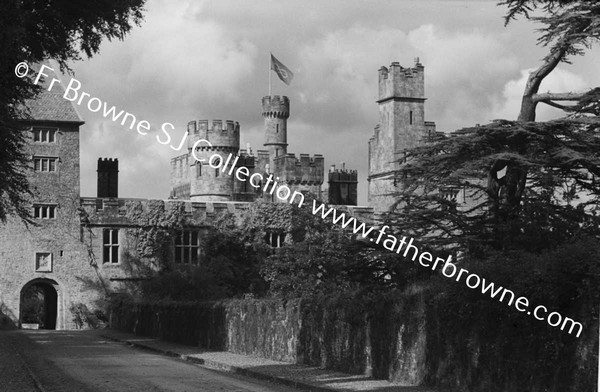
[19, 119, 85, 126]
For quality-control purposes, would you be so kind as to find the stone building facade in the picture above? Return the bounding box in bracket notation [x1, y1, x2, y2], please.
[1, 58, 434, 330]
[0, 66, 373, 330]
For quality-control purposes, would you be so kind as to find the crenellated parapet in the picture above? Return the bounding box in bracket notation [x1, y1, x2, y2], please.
[97, 157, 118, 172]
[235, 153, 256, 169]
[80, 197, 252, 226]
[378, 59, 425, 103]
[274, 153, 324, 185]
[328, 168, 358, 183]
[80, 196, 372, 228]
[187, 119, 240, 151]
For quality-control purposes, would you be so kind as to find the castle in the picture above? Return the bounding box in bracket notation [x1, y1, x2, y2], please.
[0, 59, 433, 330]
[169, 95, 358, 205]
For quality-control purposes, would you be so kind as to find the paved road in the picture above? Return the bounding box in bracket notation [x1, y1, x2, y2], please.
[0, 330, 296, 392]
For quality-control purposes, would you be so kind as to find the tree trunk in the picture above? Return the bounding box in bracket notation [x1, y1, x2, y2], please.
[517, 48, 565, 122]
[518, 94, 538, 122]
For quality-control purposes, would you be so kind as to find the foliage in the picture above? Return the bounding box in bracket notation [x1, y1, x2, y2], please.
[427, 235, 599, 391]
[389, 118, 600, 256]
[0, 122, 30, 223]
[139, 267, 230, 302]
[0, 0, 145, 222]
[69, 303, 107, 329]
[124, 200, 186, 269]
[20, 285, 45, 325]
[198, 226, 268, 299]
[498, 1, 600, 121]
[250, 200, 433, 297]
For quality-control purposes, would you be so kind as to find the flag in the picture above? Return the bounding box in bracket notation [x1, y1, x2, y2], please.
[271, 54, 294, 85]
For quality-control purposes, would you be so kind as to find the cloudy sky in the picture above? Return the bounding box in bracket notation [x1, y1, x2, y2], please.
[63, 0, 600, 204]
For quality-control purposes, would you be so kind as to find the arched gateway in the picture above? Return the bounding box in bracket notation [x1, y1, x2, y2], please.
[19, 278, 60, 330]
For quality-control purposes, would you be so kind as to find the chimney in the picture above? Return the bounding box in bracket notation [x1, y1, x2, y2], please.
[97, 158, 119, 198]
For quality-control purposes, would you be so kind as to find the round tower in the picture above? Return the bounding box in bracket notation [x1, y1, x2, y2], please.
[186, 119, 240, 201]
[262, 95, 289, 168]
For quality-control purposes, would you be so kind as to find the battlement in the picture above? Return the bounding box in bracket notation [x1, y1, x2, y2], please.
[274, 153, 324, 185]
[80, 197, 372, 226]
[277, 153, 324, 167]
[378, 59, 425, 102]
[186, 119, 240, 150]
[97, 157, 119, 198]
[262, 95, 290, 119]
[235, 153, 255, 168]
[97, 157, 119, 171]
[80, 197, 252, 224]
[328, 168, 358, 182]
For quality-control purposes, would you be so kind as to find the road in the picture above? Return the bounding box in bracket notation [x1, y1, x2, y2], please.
[0, 330, 296, 392]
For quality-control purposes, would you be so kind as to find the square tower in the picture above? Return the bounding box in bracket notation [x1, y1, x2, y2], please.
[368, 59, 436, 211]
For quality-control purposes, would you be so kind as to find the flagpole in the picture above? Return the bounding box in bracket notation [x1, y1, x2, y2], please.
[268, 53, 272, 96]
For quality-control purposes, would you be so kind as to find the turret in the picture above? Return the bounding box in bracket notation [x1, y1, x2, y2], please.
[262, 95, 289, 168]
[183, 119, 240, 201]
[328, 163, 358, 206]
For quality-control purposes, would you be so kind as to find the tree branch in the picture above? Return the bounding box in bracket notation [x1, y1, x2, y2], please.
[538, 100, 576, 111]
[532, 91, 587, 102]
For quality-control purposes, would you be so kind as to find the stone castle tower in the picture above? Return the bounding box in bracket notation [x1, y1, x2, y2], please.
[368, 59, 436, 211]
[262, 95, 289, 168]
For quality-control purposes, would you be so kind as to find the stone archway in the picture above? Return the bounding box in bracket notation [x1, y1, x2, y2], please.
[19, 279, 59, 330]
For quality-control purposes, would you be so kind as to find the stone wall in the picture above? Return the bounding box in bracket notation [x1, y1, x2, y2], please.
[109, 293, 598, 392]
[109, 294, 429, 384]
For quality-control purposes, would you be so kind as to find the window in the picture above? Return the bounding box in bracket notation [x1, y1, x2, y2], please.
[33, 128, 57, 143]
[103, 229, 119, 264]
[33, 157, 58, 172]
[175, 231, 200, 264]
[35, 252, 53, 272]
[440, 187, 460, 211]
[265, 231, 285, 248]
[440, 187, 460, 202]
[33, 204, 56, 219]
[409, 111, 413, 125]
[196, 162, 202, 177]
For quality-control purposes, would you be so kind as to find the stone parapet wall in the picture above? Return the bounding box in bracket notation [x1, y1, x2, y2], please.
[109, 293, 597, 392]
